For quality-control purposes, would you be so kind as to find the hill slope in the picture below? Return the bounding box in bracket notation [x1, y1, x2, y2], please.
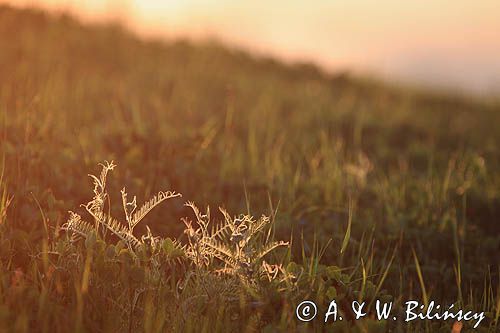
[0, 5, 499, 332]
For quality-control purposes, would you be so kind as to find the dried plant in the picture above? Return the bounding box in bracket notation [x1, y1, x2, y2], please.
[62, 161, 291, 292]
[182, 202, 290, 285]
[62, 161, 181, 254]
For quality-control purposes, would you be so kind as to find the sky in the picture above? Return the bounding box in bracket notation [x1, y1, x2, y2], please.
[6, 0, 500, 95]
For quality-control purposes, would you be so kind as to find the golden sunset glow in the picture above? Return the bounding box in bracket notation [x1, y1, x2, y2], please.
[6, 0, 500, 93]
[1, 1, 500, 331]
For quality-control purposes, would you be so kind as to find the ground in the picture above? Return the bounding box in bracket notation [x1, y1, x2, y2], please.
[0, 5, 499, 332]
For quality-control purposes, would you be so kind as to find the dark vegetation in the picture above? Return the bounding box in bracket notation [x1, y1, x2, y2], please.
[0, 5, 499, 332]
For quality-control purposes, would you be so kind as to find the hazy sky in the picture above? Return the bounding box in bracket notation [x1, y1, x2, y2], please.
[7, 0, 500, 94]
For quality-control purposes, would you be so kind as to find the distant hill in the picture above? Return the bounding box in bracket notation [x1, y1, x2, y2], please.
[1, 3, 498, 206]
[0, 6, 499, 331]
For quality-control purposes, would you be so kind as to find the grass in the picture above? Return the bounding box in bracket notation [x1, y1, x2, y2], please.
[0, 4, 499, 332]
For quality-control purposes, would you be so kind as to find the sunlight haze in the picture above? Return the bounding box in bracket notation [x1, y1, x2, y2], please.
[6, 0, 500, 94]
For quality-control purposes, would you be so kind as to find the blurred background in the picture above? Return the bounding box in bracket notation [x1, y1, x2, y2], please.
[0, 2, 499, 327]
[5, 0, 500, 95]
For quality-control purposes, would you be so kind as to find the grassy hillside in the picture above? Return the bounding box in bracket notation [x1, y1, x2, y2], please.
[0, 5, 499, 332]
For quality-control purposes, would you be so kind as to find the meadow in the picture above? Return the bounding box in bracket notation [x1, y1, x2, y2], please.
[0, 5, 499, 332]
